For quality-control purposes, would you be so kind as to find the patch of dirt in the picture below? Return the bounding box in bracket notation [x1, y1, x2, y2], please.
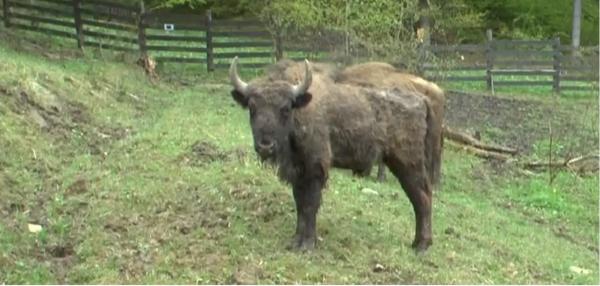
[46, 243, 75, 258]
[230, 263, 265, 284]
[30, 240, 78, 283]
[1, 80, 132, 157]
[445, 91, 598, 156]
[66, 178, 88, 196]
[191, 141, 228, 162]
[179, 140, 249, 166]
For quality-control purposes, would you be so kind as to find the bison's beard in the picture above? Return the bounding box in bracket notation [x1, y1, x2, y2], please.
[279, 135, 307, 184]
[257, 151, 276, 163]
[254, 135, 301, 184]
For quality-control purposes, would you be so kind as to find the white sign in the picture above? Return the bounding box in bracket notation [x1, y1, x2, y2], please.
[164, 23, 175, 32]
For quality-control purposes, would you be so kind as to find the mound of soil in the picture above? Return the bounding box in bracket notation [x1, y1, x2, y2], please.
[180, 140, 249, 166]
[1, 79, 131, 156]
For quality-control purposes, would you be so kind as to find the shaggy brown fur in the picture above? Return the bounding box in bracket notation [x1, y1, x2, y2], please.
[230, 59, 435, 252]
[335, 62, 445, 188]
[267, 60, 387, 180]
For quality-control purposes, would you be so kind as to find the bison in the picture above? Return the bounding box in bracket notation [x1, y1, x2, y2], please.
[335, 62, 445, 187]
[229, 57, 437, 252]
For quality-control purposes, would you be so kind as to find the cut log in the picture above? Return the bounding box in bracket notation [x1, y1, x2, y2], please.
[446, 140, 511, 161]
[443, 126, 518, 155]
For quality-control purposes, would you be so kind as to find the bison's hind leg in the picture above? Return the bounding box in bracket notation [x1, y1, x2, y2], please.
[383, 154, 433, 252]
[376, 160, 386, 182]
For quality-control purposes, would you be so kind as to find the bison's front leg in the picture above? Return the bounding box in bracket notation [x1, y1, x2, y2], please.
[288, 167, 325, 251]
[289, 187, 306, 249]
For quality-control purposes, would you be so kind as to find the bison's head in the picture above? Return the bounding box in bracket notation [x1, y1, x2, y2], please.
[229, 57, 313, 161]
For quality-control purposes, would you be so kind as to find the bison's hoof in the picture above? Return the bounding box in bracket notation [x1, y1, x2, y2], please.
[287, 236, 315, 252]
[298, 238, 316, 251]
[286, 235, 302, 250]
[411, 238, 432, 253]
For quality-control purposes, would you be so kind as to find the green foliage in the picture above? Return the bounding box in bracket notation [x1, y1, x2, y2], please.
[238, 0, 481, 68]
[464, 0, 599, 44]
[429, 0, 486, 43]
[120, 0, 597, 45]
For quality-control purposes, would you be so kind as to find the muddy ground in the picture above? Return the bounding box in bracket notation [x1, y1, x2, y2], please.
[444, 90, 598, 157]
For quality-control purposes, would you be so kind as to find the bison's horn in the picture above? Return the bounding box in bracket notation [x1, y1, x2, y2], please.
[229, 56, 249, 95]
[291, 59, 312, 97]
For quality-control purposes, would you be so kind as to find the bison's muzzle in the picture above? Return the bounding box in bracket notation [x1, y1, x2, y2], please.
[255, 137, 277, 160]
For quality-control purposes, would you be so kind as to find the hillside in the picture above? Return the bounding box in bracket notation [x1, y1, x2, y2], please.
[0, 32, 598, 284]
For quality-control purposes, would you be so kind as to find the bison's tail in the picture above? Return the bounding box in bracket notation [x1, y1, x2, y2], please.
[424, 102, 443, 189]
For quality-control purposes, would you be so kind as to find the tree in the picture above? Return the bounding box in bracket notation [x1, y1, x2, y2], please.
[463, 0, 598, 45]
[415, 0, 431, 45]
[571, 0, 581, 49]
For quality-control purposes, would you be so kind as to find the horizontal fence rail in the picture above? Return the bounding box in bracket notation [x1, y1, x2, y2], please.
[1, 2, 598, 94]
[421, 31, 598, 94]
[3, 0, 77, 41]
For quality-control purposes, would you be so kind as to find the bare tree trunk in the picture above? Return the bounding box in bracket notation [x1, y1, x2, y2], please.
[345, 0, 350, 60]
[571, 0, 582, 55]
[416, 0, 431, 45]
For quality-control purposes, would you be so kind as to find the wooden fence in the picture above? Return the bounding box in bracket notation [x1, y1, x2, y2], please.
[1, 0, 598, 93]
[0, 0, 276, 70]
[421, 30, 599, 93]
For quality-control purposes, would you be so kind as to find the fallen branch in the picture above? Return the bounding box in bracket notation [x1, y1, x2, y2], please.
[566, 154, 600, 174]
[443, 126, 518, 155]
[446, 140, 511, 161]
[522, 161, 566, 170]
[521, 154, 599, 175]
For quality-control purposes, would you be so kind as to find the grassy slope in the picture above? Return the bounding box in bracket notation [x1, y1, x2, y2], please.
[0, 35, 598, 284]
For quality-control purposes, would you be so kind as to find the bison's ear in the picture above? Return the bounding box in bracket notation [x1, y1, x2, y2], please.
[292, 92, 312, 109]
[231, 90, 249, 108]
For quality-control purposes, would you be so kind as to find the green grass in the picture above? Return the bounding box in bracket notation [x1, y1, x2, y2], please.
[0, 31, 598, 284]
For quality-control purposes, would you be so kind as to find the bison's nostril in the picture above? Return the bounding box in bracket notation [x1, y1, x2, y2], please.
[259, 139, 275, 149]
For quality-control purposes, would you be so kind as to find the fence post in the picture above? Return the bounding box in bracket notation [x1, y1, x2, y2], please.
[205, 9, 214, 72]
[72, 0, 83, 49]
[3, 0, 10, 28]
[485, 29, 494, 91]
[552, 37, 561, 94]
[274, 29, 283, 61]
[137, 1, 147, 58]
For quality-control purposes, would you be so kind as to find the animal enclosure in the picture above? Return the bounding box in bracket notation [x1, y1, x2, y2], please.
[0, 0, 598, 93]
